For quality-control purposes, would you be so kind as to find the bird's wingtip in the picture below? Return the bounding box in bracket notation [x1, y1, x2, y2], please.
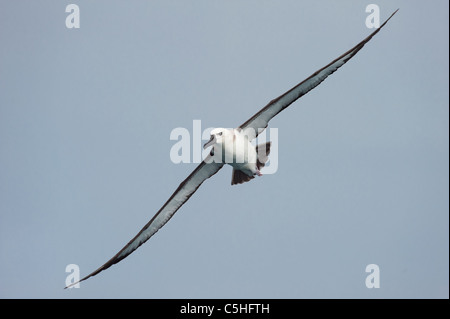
[387, 8, 400, 21]
[64, 281, 78, 289]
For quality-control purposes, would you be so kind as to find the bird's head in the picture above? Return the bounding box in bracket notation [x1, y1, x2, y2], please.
[203, 128, 232, 149]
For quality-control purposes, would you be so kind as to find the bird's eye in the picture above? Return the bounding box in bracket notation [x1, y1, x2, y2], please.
[217, 132, 223, 136]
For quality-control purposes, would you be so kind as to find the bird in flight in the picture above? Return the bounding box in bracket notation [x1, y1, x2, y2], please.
[65, 9, 398, 288]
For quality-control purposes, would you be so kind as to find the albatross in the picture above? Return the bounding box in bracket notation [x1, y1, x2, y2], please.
[65, 10, 398, 288]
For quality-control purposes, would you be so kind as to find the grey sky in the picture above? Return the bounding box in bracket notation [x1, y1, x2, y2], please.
[0, 1, 448, 298]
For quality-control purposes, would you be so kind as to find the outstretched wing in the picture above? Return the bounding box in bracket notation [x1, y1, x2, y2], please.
[238, 9, 398, 140]
[65, 157, 223, 288]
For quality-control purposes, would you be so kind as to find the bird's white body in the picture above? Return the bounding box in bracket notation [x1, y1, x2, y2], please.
[208, 128, 259, 177]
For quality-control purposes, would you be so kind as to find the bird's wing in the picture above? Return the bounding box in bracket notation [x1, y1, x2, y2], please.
[238, 9, 398, 140]
[65, 157, 224, 288]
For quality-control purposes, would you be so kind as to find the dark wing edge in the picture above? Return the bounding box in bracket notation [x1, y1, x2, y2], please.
[65, 159, 224, 288]
[238, 9, 399, 139]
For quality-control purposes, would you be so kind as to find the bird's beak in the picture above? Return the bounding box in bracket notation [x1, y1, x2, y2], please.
[203, 135, 215, 149]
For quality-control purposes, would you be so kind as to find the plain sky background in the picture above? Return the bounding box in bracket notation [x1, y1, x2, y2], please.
[0, 1, 448, 299]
